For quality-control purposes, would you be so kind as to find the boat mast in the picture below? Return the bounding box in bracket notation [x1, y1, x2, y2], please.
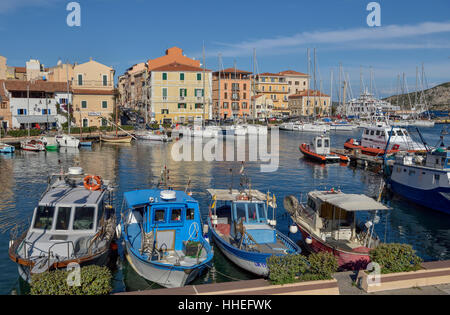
[330, 69, 333, 117]
[202, 41, 206, 128]
[27, 83, 30, 138]
[218, 53, 222, 123]
[66, 62, 71, 135]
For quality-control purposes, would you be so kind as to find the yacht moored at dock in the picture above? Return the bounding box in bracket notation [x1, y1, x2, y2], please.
[8, 167, 117, 282]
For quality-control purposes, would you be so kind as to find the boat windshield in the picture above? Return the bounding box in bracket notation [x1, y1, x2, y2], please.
[55, 207, 72, 230]
[33, 206, 55, 229]
[324, 139, 330, 148]
[73, 206, 95, 230]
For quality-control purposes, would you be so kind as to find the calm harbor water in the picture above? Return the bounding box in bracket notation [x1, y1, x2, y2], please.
[0, 124, 449, 294]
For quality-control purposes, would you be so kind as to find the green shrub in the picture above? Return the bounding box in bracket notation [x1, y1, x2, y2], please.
[30, 265, 112, 295]
[369, 243, 422, 274]
[267, 254, 309, 285]
[7, 129, 41, 137]
[307, 252, 339, 280]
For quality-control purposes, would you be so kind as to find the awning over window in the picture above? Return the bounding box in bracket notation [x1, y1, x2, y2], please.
[15, 115, 57, 124]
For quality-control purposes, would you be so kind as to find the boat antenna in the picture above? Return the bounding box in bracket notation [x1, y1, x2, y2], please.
[229, 168, 233, 194]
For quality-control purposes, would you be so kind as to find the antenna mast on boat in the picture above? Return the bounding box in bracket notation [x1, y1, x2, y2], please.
[66, 61, 71, 135]
[218, 53, 222, 123]
[202, 41, 206, 128]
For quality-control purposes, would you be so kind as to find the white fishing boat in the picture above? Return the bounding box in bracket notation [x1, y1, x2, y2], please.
[20, 139, 46, 151]
[55, 134, 80, 148]
[135, 130, 171, 142]
[300, 122, 330, 133]
[8, 167, 117, 282]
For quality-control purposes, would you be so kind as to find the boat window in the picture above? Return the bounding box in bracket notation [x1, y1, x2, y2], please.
[381, 131, 385, 137]
[403, 130, 408, 136]
[316, 139, 322, 148]
[397, 130, 404, 136]
[247, 203, 258, 222]
[170, 208, 182, 223]
[186, 208, 195, 220]
[73, 207, 95, 230]
[154, 209, 166, 223]
[376, 131, 380, 136]
[55, 207, 72, 230]
[365, 130, 369, 135]
[257, 203, 267, 221]
[434, 174, 440, 183]
[33, 206, 55, 229]
[307, 198, 316, 211]
[324, 139, 330, 148]
[235, 203, 246, 223]
[370, 130, 375, 136]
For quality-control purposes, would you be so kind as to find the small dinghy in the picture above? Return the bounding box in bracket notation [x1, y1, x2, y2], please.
[0, 142, 15, 153]
[55, 134, 80, 148]
[40, 136, 59, 151]
[8, 167, 117, 282]
[20, 139, 46, 151]
[300, 135, 349, 163]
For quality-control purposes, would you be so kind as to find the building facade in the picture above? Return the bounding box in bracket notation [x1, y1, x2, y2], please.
[279, 70, 309, 96]
[72, 59, 116, 128]
[212, 68, 252, 120]
[252, 94, 274, 118]
[0, 81, 12, 129]
[149, 62, 211, 124]
[288, 90, 331, 117]
[117, 62, 147, 111]
[253, 73, 289, 117]
[3, 80, 67, 129]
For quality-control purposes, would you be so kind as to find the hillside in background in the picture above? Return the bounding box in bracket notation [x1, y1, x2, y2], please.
[383, 82, 450, 111]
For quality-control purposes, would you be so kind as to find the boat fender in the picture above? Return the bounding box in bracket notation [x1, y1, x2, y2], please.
[83, 175, 102, 191]
[9, 240, 13, 249]
[289, 225, 298, 234]
[305, 236, 313, 245]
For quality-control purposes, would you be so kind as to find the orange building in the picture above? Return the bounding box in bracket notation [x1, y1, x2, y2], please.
[212, 68, 252, 120]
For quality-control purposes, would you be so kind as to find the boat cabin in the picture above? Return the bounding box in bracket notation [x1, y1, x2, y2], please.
[208, 189, 276, 245]
[123, 189, 206, 262]
[23, 172, 114, 261]
[310, 135, 331, 155]
[301, 191, 389, 246]
[424, 148, 450, 170]
[360, 126, 424, 151]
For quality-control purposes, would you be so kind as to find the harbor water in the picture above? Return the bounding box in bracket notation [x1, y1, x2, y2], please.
[0, 125, 449, 294]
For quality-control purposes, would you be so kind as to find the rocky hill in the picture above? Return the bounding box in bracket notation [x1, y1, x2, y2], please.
[384, 82, 450, 111]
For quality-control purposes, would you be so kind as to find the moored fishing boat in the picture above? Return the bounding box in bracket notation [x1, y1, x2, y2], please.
[0, 142, 15, 153]
[120, 188, 213, 288]
[207, 187, 301, 276]
[388, 135, 450, 214]
[135, 130, 171, 142]
[100, 134, 133, 143]
[55, 134, 80, 148]
[284, 189, 390, 270]
[20, 139, 46, 151]
[8, 167, 117, 282]
[299, 135, 349, 163]
[40, 136, 59, 151]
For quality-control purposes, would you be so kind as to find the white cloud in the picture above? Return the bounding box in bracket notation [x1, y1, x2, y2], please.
[207, 21, 450, 57]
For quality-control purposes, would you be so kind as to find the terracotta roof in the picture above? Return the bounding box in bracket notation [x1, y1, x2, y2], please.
[73, 89, 115, 95]
[214, 68, 252, 74]
[251, 95, 263, 100]
[257, 72, 283, 77]
[4, 80, 70, 92]
[278, 70, 309, 77]
[14, 67, 26, 73]
[289, 90, 329, 98]
[151, 62, 210, 72]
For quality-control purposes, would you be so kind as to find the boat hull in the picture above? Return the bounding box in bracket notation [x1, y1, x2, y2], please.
[0, 144, 15, 153]
[101, 135, 133, 143]
[123, 241, 206, 288]
[299, 144, 344, 163]
[389, 179, 450, 215]
[297, 224, 370, 270]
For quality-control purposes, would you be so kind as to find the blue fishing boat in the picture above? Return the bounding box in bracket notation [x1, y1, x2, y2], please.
[0, 142, 15, 153]
[120, 189, 213, 288]
[207, 187, 301, 276]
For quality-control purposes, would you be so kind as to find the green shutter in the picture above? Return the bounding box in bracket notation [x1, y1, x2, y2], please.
[102, 101, 107, 108]
[197, 73, 201, 80]
[202, 89, 204, 97]
[162, 73, 167, 80]
[180, 73, 184, 81]
[81, 101, 87, 108]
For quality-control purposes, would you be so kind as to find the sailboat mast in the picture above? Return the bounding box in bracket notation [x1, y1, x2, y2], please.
[27, 84, 30, 138]
[202, 42, 206, 127]
[330, 69, 333, 117]
[218, 53, 222, 122]
[66, 62, 71, 135]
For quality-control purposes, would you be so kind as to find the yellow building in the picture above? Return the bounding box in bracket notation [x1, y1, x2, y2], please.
[72, 59, 116, 128]
[253, 73, 289, 117]
[288, 90, 331, 117]
[149, 62, 211, 124]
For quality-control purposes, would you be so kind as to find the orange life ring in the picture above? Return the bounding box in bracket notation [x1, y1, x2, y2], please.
[84, 175, 102, 191]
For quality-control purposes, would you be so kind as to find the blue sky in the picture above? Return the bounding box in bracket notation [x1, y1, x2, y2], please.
[0, 0, 449, 99]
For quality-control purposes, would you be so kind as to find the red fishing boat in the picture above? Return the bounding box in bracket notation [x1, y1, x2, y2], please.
[300, 135, 349, 163]
[344, 138, 400, 156]
[284, 190, 390, 270]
